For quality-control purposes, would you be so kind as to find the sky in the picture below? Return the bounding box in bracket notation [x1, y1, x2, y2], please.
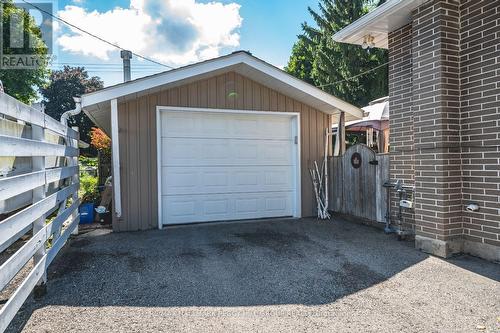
[49, 0, 318, 86]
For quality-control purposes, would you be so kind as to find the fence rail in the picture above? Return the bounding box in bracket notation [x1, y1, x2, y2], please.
[0, 93, 80, 332]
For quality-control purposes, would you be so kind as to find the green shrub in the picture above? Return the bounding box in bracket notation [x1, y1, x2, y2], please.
[79, 173, 99, 203]
[79, 156, 98, 168]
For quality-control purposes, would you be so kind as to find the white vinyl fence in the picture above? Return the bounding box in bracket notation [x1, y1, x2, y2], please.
[0, 93, 80, 332]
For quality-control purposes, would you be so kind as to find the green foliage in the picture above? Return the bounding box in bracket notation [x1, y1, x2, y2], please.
[79, 156, 98, 168]
[0, 0, 50, 103]
[79, 173, 99, 203]
[285, 39, 315, 85]
[41, 66, 104, 155]
[286, 0, 388, 108]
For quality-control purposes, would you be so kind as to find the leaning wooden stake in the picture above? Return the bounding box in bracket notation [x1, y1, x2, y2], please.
[309, 129, 332, 220]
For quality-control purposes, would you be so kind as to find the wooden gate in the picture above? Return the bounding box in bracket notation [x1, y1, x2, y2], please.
[330, 144, 389, 223]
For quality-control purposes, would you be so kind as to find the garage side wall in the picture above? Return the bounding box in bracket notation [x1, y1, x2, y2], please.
[114, 71, 330, 231]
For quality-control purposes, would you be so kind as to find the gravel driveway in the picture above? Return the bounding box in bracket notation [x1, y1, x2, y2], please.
[7, 217, 500, 332]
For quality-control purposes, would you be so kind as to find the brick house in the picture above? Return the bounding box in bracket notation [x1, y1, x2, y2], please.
[334, 0, 499, 262]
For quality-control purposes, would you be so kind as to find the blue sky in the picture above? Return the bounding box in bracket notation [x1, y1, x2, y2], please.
[52, 0, 318, 86]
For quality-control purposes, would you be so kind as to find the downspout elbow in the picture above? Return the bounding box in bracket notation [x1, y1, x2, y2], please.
[60, 97, 82, 126]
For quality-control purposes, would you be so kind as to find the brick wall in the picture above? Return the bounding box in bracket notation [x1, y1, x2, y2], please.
[387, 0, 499, 259]
[388, 24, 415, 230]
[459, 0, 500, 250]
[412, 0, 463, 246]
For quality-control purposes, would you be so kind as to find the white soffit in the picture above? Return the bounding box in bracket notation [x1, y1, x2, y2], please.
[332, 0, 427, 49]
[81, 51, 364, 133]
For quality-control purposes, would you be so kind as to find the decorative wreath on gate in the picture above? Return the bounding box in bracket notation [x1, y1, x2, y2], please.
[351, 152, 362, 169]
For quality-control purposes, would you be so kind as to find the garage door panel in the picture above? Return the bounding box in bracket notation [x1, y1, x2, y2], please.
[162, 111, 292, 140]
[162, 138, 294, 167]
[162, 192, 293, 224]
[162, 166, 294, 195]
[161, 113, 198, 134]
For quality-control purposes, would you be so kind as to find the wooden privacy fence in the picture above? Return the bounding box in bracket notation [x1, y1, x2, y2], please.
[0, 93, 80, 332]
[329, 144, 389, 223]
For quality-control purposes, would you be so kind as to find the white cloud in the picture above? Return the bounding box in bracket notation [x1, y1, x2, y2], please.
[56, 0, 242, 65]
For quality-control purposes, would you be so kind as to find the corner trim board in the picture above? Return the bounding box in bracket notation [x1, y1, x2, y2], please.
[110, 98, 122, 218]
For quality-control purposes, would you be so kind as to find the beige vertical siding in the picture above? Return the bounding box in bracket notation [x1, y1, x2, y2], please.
[114, 71, 330, 231]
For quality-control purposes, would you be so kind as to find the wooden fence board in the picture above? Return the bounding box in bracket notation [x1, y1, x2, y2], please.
[0, 136, 78, 157]
[0, 183, 78, 248]
[0, 93, 78, 139]
[0, 226, 45, 291]
[0, 166, 78, 201]
[0, 256, 46, 333]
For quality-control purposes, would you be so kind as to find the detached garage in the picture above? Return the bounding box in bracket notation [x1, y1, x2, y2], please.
[81, 51, 362, 231]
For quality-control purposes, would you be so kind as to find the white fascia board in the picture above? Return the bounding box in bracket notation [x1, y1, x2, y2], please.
[333, 0, 423, 48]
[81, 52, 364, 119]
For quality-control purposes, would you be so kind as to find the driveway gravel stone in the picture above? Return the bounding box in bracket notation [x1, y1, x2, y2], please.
[6, 217, 500, 332]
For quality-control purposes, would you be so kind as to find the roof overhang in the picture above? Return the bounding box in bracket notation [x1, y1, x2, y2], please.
[332, 0, 427, 49]
[81, 51, 363, 134]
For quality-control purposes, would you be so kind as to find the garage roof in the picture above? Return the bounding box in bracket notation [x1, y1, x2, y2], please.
[82, 51, 363, 134]
[332, 0, 426, 49]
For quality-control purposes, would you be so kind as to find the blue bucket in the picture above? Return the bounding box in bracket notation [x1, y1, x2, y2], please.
[79, 203, 95, 224]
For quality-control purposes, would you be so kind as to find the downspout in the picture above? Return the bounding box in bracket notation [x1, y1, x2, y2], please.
[60, 97, 82, 126]
[59, 96, 82, 236]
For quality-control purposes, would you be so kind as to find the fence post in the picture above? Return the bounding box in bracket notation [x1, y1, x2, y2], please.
[31, 120, 47, 298]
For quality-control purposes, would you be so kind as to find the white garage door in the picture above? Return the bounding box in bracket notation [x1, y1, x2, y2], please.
[158, 109, 300, 225]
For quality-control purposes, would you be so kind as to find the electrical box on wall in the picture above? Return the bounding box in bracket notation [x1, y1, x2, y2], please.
[400, 200, 413, 209]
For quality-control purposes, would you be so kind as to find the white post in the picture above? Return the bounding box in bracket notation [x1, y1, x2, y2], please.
[111, 99, 122, 218]
[31, 121, 46, 295]
[339, 112, 346, 155]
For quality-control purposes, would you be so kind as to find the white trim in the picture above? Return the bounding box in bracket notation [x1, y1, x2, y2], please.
[156, 106, 302, 228]
[110, 99, 122, 218]
[156, 107, 163, 230]
[292, 115, 301, 218]
[158, 106, 301, 117]
[82, 52, 363, 119]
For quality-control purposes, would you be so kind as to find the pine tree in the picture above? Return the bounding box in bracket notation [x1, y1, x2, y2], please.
[285, 39, 315, 85]
[286, 0, 388, 107]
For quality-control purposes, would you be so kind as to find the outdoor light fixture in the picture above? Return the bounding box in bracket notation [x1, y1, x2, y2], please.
[362, 35, 376, 50]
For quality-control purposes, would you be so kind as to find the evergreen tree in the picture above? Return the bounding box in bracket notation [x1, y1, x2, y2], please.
[286, 0, 388, 107]
[285, 39, 314, 85]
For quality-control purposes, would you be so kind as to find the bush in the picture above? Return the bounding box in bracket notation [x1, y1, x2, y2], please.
[91, 127, 111, 154]
[79, 173, 99, 203]
[79, 156, 98, 168]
